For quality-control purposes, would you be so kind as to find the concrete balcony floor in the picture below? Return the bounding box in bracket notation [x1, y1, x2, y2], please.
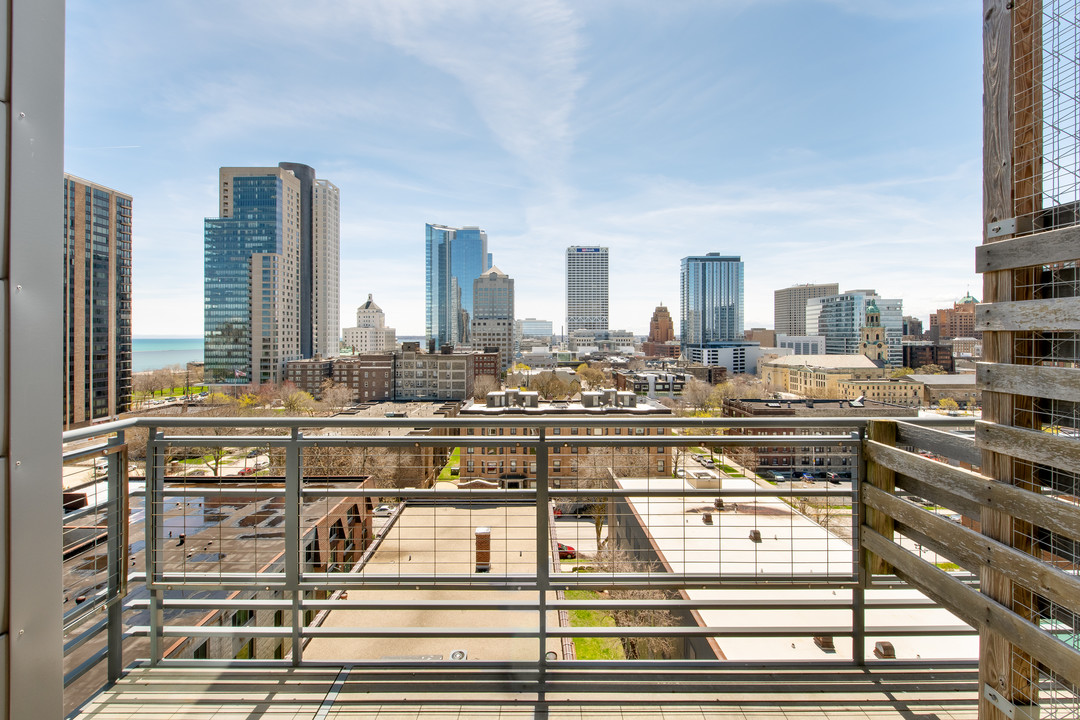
[72, 664, 980, 719]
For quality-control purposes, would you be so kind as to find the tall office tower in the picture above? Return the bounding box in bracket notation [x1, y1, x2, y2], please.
[471, 266, 515, 373]
[805, 289, 903, 367]
[205, 166, 302, 385]
[62, 174, 132, 429]
[648, 305, 675, 343]
[774, 283, 839, 335]
[279, 163, 340, 359]
[342, 294, 396, 353]
[566, 246, 609, 334]
[680, 254, 744, 350]
[425, 223, 490, 348]
[311, 178, 340, 357]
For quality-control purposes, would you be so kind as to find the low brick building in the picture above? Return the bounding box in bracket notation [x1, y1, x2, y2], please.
[459, 389, 673, 487]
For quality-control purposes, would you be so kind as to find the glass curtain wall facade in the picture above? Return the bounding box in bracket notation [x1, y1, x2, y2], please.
[62, 175, 132, 428]
[425, 224, 490, 348]
[806, 291, 903, 366]
[205, 170, 301, 385]
[565, 246, 609, 334]
[680, 254, 744, 350]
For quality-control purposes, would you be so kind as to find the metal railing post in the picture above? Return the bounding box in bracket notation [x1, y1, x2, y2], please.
[106, 430, 128, 683]
[145, 428, 164, 665]
[536, 429, 549, 680]
[286, 428, 302, 665]
[852, 429, 866, 666]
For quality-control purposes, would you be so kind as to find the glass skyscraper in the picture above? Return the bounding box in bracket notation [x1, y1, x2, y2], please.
[806, 290, 903, 366]
[680, 254, 744, 348]
[205, 167, 302, 385]
[425, 223, 490, 348]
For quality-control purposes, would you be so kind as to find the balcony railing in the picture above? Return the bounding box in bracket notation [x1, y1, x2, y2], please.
[59, 413, 1079, 717]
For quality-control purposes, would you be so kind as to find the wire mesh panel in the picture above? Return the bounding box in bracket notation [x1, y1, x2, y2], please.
[1014, 0, 1080, 235]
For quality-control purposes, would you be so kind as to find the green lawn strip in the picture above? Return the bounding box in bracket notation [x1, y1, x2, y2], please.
[564, 589, 625, 660]
[135, 384, 208, 400]
[437, 448, 461, 481]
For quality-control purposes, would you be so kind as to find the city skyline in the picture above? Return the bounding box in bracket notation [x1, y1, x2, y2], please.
[66, 2, 980, 338]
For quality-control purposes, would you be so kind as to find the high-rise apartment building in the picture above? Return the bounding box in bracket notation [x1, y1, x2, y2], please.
[342, 294, 396, 354]
[425, 224, 490, 348]
[205, 166, 301, 385]
[311, 178, 340, 358]
[774, 283, 839, 335]
[566, 246, 609, 334]
[471, 266, 515, 373]
[204, 163, 339, 385]
[805, 289, 903, 367]
[62, 174, 132, 428]
[680, 254, 744, 347]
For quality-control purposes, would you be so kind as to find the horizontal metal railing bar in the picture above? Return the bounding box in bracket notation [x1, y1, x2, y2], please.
[143, 657, 981, 671]
[64, 646, 109, 689]
[287, 487, 856, 499]
[65, 415, 974, 441]
[146, 576, 860, 592]
[134, 624, 974, 640]
[64, 616, 108, 655]
[154, 434, 862, 449]
[63, 590, 113, 626]
[63, 500, 116, 524]
[62, 441, 124, 463]
[62, 475, 114, 495]
[130, 596, 941, 612]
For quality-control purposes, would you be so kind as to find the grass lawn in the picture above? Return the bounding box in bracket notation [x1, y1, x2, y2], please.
[134, 384, 208, 400]
[437, 448, 461, 481]
[564, 590, 625, 660]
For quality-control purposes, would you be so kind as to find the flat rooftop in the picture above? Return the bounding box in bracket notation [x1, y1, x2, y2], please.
[617, 476, 977, 662]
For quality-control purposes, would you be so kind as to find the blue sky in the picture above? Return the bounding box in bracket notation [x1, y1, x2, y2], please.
[65, 0, 981, 338]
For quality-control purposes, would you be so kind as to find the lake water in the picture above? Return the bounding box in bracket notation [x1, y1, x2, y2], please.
[132, 337, 203, 373]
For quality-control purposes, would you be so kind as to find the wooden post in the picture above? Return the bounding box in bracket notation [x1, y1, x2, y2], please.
[981, 0, 1042, 715]
[862, 420, 895, 577]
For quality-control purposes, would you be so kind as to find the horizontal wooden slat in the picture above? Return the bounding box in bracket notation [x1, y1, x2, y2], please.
[861, 527, 1080, 690]
[975, 223, 1080, 272]
[891, 522, 980, 576]
[975, 296, 1080, 332]
[863, 484, 1080, 617]
[894, 473, 982, 519]
[976, 420, 1080, 477]
[865, 439, 1080, 543]
[977, 361, 1080, 403]
[895, 422, 980, 466]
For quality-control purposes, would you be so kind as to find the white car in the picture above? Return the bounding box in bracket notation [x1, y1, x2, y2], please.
[373, 505, 394, 517]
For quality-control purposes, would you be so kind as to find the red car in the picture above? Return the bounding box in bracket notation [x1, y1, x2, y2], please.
[557, 543, 576, 559]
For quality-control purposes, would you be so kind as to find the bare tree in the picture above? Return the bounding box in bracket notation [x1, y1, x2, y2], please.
[576, 363, 606, 390]
[472, 375, 501, 401]
[321, 381, 354, 414]
[594, 547, 678, 660]
[683, 378, 714, 414]
[532, 372, 569, 400]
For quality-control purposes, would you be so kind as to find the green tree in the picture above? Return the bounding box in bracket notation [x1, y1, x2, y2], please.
[938, 397, 959, 411]
[890, 367, 914, 378]
[915, 364, 947, 375]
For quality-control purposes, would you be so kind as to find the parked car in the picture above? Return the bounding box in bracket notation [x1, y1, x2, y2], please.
[373, 504, 394, 517]
[557, 543, 576, 559]
[237, 467, 256, 476]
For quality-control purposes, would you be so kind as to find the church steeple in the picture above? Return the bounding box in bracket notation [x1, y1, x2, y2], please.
[860, 299, 887, 364]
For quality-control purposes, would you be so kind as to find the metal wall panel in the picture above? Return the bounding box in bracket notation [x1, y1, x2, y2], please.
[7, 1, 65, 718]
